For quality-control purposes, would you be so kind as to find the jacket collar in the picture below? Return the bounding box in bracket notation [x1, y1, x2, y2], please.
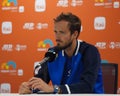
[62, 40, 83, 56]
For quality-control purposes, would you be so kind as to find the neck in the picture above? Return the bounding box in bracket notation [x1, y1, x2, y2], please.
[65, 40, 77, 57]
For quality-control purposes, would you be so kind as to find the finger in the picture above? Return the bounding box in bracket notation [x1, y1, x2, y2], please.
[29, 78, 42, 85]
[30, 81, 39, 89]
[28, 77, 36, 82]
[33, 84, 42, 90]
[20, 82, 29, 89]
[19, 84, 31, 94]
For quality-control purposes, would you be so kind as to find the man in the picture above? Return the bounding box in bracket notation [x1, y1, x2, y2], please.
[19, 12, 104, 94]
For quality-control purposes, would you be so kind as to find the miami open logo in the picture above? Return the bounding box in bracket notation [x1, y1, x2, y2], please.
[1, 0, 19, 11]
[2, 0, 17, 7]
[0, 61, 17, 75]
[37, 39, 54, 51]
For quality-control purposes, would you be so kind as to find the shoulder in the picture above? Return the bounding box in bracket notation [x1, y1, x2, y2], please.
[78, 40, 99, 54]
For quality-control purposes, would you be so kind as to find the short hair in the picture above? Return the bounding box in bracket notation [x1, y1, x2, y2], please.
[54, 12, 81, 38]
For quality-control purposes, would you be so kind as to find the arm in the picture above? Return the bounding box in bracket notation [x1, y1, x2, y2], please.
[34, 62, 50, 83]
[19, 62, 51, 94]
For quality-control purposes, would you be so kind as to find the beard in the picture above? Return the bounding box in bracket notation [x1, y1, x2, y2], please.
[56, 40, 72, 50]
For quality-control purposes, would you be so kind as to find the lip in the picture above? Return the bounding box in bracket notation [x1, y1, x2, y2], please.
[56, 40, 62, 42]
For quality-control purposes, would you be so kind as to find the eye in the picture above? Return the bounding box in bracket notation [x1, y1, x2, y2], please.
[54, 30, 66, 35]
[54, 30, 57, 33]
[54, 30, 56, 33]
[59, 31, 65, 34]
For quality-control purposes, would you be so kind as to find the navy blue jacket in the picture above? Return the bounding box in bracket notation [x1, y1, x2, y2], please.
[35, 40, 104, 94]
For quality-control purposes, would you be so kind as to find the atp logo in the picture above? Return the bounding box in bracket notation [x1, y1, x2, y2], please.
[1, 61, 16, 70]
[2, 0, 18, 7]
[37, 39, 54, 51]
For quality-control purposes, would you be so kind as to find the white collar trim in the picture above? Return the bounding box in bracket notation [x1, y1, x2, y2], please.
[62, 40, 83, 56]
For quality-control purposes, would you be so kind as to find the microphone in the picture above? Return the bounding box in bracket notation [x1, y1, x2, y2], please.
[34, 46, 60, 75]
[39, 46, 60, 64]
[40, 46, 59, 63]
[33, 46, 60, 93]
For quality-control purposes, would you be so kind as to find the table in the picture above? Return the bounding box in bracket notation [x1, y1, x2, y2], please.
[0, 93, 119, 96]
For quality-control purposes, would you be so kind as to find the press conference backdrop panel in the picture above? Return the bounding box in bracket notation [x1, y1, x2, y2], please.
[0, 0, 120, 93]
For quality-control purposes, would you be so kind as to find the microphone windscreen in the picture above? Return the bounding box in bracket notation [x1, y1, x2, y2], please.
[45, 46, 60, 62]
[48, 46, 60, 53]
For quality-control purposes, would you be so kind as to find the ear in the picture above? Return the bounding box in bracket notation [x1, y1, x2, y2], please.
[73, 31, 78, 39]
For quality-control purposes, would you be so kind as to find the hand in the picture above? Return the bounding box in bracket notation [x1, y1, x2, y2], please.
[28, 77, 54, 93]
[117, 88, 120, 94]
[18, 82, 32, 94]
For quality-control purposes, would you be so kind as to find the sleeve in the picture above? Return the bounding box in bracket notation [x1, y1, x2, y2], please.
[34, 62, 50, 84]
[59, 45, 101, 93]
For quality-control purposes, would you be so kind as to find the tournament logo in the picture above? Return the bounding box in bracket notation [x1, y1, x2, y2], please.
[0, 61, 23, 76]
[1, 61, 16, 70]
[2, 0, 17, 7]
[1, 0, 24, 12]
[37, 39, 54, 51]
[94, 0, 113, 8]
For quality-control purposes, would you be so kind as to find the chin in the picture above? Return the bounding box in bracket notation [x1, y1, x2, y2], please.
[56, 44, 64, 50]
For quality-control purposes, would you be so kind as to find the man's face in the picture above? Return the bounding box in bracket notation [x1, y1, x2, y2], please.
[54, 21, 74, 50]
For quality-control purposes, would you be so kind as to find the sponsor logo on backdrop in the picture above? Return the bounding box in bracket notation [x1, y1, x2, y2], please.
[19, 6, 24, 13]
[1, 0, 24, 12]
[95, 42, 107, 49]
[1, 44, 13, 51]
[95, 42, 120, 49]
[94, 0, 112, 7]
[0, 83, 11, 93]
[2, 21, 12, 34]
[23, 22, 34, 30]
[71, 0, 83, 6]
[23, 22, 48, 30]
[0, 61, 23, 76]
[57, 0, 83, 7]
[109, 42, 120, 49]
[94, 17, 106, 30]
[18, 69, 23, 76]
[35, 0, 46, 12]
[36, 23, 48, 30]
[15, 44, 27, 51]
[1, 44, 27, 52]
[37, 39, 54, 51]
[57, 0, 68, 7]
[2, 0, 18, 7]
[94, 0, 120, 8]
[113, 1, 120, 8]
[0, 61, 17, 75]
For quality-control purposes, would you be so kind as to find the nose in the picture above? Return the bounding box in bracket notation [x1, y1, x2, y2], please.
[55, 32, 61, 39]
